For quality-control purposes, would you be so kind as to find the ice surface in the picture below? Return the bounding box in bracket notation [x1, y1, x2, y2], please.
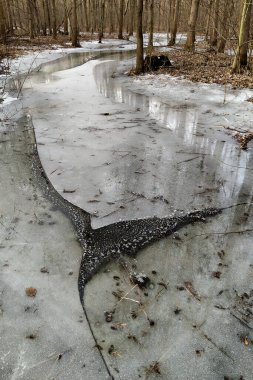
[1, 39, 253, 379]
[0, 123, 109, 380]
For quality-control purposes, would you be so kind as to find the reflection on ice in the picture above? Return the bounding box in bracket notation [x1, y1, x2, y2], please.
[94, 61, 201, 146]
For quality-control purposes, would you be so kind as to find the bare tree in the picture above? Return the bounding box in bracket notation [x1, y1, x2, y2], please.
[52, 0, 57, 39]
[217, 0, 234, 52]
[71, 0, 80, 47]
[205, 0, 213, 41]
[118, 0, 124, 38]
[232, 0, 253, 72]
[0, 0, 6, 42]
[185, 0, 201, 50]
[168, 0, 180, 46]
[27, 0, 36, 39]
[44, 0, 51, 35]
[98, 0, 105, 43]
[63, 0, 69, 35]
[147, 0, 154, 52]
[210, 0, 219, 47]
[135, 0, 144, 74]
[128, 0, 135, 36]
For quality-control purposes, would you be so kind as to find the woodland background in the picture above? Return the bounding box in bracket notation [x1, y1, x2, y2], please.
[0, 1, 252, 77]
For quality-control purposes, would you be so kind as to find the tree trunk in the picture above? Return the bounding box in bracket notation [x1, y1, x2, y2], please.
[210, 0, 219, 47]
[41, 0, 47, 35]
[147, 0, 154, 52]
[167, 0, 173, 45]
[98, 0, 105, 43]
[0, 0, 6, 42]
[45, 0, 51, 35]
[135, 0, 144, 74]
[5, 0, 13, 35]
[185, 0, 201, 50]
[52, 0, 57, 39]
[27, 0, 35, 39]
[232, 0, 252, 72]
[217, 0, 234, 52]
[14, 0, 23, 31]
[205, 0, 213, 41]
[63, 0, 69, 35]
[83, 0, 89, 31]
[118, 0, 124, 39]
[129, 0, 135, 36]
[71, 0, 80, 46]
[168, 0, 180, 46]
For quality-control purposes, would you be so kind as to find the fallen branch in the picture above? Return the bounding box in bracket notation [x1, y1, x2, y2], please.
[224, 126, 253, 150]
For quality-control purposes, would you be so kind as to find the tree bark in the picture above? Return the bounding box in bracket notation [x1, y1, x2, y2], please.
[0, 0, 6, 42]
[185, 0, 201, 50]
[147, 0, 154, 52]
[205, 0, 213, 41]
[27, 0, 35, 39]
[45, 0, 51, 35]
[217, 0, 234, 52]
[135, 0, 144, 74]
[210, 0, 220, 47]
[63, 0, 69, 35]
[129, 0, 135, 36]
[232, 0, 252, 72]
[118, 0, 124, 39]
[98, 0, 105, 43]
[168, 0, 180, 46]
[41, 0, 47, 35]
[52, 0, 57, 39]
[5, 0, 13, 35]
[83, 0, 89, 31]
[71, 0, 80, 46]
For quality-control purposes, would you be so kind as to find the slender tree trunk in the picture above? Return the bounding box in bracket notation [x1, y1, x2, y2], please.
[14, 0, 22, 31]
[109, 3, 114, 34]
[98, 0, 105, 43]
[63, 0, 68, 34]
[167, 0, 173, 45]
[210, 0, 219, 46]
[168, 0, 180, 46]
[147, 0, 154, 52]
[185, 0, 201, 50]
[52, 0, 57, 39]
[83, 0, 89, 31]
[27, 0, 35, 39]
[71, 0, 80, 46]
[135, 0, 144, 74]
[129, 0, 135, 36]
[41, 0, 47, 35]
[232, 0, 253, 72]
[118, 0, 124, 39]
[205, 0, 213, 41]
[217, 0, 234, 52]
[5, 0, 13, 35]
[45, 0, 51, 35]
[0, 0, 6, 42]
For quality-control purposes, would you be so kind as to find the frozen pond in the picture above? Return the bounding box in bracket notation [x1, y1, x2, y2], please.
[1, 44, 253, 379]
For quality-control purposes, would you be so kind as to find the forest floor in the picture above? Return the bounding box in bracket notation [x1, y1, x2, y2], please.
[161, 45, 253, 91]
[1, 34, 253, 91]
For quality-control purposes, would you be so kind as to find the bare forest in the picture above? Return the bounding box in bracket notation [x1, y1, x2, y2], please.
[0, 1, 253, 78]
